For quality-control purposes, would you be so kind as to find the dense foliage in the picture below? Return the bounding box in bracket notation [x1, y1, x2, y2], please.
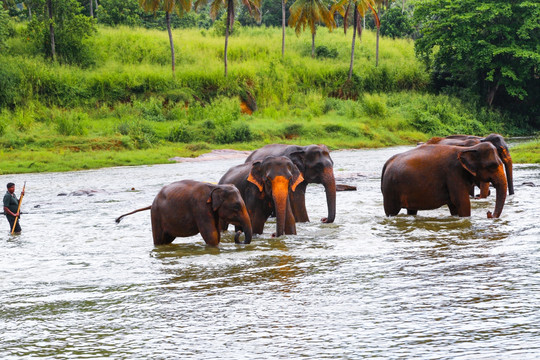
[414, 0, 540, 127]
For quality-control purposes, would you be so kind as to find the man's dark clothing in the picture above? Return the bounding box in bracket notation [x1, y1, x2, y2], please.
[3, 191, 21, 233]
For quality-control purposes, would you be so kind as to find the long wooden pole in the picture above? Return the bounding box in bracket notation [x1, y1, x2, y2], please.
[11, 181, 26, 234]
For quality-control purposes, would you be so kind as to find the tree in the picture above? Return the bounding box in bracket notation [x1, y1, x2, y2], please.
[139, 0, 192, 78]
[195, 0, 261, 77]
[288, 0, 335, 58]
[414, 0, 540, 117]
[380, 4, 413, 39]
[26, 0, 97, 65]
[0, 6, 12, 51]
[333, 0, 377, 80]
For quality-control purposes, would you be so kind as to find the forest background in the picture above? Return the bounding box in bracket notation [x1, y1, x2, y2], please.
[0, 0, 538, 174]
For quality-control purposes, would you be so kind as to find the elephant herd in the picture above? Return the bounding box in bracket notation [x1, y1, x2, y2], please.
[116, 134, 514, 247]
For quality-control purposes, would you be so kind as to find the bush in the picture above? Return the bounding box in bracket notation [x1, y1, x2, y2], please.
[362, 94, 388, 117]
[215, 121, 252, 144]
[315, 45, 338, 59]
[56, 112, 88, 136]
[136, 97, 166, 122]
[168, 123, 192, 143]
[0, 7, 14, 52]
[117, 119, 156, 148]
[0, 57, 26, 109]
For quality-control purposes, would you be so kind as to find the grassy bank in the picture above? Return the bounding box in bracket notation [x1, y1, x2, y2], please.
[0, 25, 536, 174]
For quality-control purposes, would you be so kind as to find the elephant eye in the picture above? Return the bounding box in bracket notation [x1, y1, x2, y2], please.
[233, 203, 241, 211]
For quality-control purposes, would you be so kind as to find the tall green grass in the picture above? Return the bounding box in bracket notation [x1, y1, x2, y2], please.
[0, 24, 532, 174]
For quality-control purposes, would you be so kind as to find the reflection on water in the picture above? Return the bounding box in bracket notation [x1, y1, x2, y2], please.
[1, 147, 539, 359]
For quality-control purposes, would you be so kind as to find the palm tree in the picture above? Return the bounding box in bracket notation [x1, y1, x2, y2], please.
[288, 0, 336, 58]
[195, 0, 261, 77]
[334, 0, 377, 79]
[281, 0, 287, 57]
[139, 0, 192, 77]
[47, 0, 56, 61]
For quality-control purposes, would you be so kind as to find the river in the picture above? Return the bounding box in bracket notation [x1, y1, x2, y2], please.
[1, 147, 539, 359]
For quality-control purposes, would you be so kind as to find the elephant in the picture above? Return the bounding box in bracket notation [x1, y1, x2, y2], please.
[425, 133, 514, 196]
[245, 144, 336, 224]
[115, 180, 252, 246]
[381, 143, 507, 218]
[219, 156, 304, 237]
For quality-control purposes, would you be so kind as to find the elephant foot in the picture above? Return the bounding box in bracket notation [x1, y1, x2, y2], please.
[234, 231, 251, 244]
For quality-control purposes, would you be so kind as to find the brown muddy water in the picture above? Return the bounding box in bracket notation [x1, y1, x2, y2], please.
[1, 147, 539, 359]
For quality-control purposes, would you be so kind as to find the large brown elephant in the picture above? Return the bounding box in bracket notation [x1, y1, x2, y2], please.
[245, 144, 336, 223]
[115, 180, 252, 246]
[381, 143, 507, 218]
[219, 156, 304, 237]
[426, 133, 514, 196]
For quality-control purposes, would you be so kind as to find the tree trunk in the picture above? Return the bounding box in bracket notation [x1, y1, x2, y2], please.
[311, 30, 316, 58]
[166, 12, 175, 78]
[89, 0, 93, 17]
[402, 0, 405, 13]
[375, 25, 380, 67]
[486, 82, 499, 107]
[28, 4, 32, 20]
[224, 0, 234, 77]
[281, 0, 286, 57]
[348, 6, 358, 80]
[47, 0, 56, 61]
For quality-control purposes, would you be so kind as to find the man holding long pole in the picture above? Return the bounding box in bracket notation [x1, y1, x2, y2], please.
[3, 182, 25, 234]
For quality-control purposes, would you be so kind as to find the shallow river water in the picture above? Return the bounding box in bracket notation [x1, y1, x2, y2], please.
[1, 147, 539, 359]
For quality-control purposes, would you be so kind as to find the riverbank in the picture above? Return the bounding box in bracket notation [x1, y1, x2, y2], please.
[1, 133, 538, 175]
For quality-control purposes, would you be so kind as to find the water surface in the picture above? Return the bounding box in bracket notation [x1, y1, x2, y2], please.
[1, 147, 539, 359]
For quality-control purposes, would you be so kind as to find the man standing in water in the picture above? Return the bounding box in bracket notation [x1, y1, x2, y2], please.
[3, 182, 24, 234]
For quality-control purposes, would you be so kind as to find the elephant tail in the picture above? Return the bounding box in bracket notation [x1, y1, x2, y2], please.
[115, 206, 151, 223]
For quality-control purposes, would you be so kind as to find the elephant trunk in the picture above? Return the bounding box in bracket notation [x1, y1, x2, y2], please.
[272, 176, 290, 237]
[322, 167, 336, 223]
[502, 152, 514, 195]
[235, 208, 252, 244]
[487, 169, 507, 219]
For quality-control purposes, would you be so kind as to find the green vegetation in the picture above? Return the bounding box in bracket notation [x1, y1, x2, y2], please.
[0, 0, 538, 174]
[512, 140, 540, 164]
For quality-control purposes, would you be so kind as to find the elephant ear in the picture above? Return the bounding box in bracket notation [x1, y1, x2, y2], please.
[247, 161, 264, 192]
[289, 164, 305, 192]
[458, 149, 479, 177]
[207, 188, 225, 212]
[288, 150, 306, 173]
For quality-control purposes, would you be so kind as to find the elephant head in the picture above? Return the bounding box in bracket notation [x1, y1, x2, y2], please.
[289, 145, 336, 223]
[481, 134, 514, 195]
[458, 142, 508, 218]
[247, 156, 304, 237]
[208, 185, 253, 244]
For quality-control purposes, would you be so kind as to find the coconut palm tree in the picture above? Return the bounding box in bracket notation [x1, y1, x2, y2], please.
[281, 0, 287, 57]
[333, 0, 378, 79]
[139, 0, 192, 77]
[288, 0, 336, 58]
[195, 0, 261, 77]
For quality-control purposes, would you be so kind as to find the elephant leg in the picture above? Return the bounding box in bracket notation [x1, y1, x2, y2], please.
[450, 193, 471, 217]
[199, 226, 221, 246]
[219, 218, 229, 232]
[448, 203, 459, 216]
[407, 209, 418, 215]
[478, 182, 491, 198]
[468, 183, 476, 198]
[151, 215, 175, 245]
[153, 230, 175, 246]
[383, 193, 401, 216]
[290, 189, 310, 222]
